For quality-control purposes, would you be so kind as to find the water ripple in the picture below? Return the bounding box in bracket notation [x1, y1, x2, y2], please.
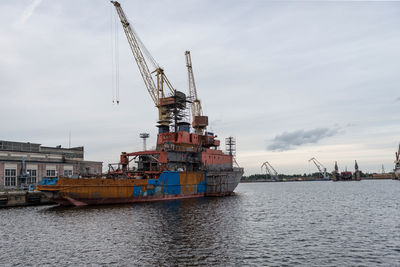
[0, 180, 399, 266]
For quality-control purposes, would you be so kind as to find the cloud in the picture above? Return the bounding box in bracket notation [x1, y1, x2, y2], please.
[16, 0, 43, 27]
[1, 1, 399, 174]
[267, 128, 339, 151]
[396, 97, 400, 102]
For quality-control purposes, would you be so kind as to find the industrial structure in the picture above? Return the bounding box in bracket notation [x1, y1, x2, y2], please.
[185, 51, 208, 135]
[37, 1, 243, 206]
[394, 144, 400, 179]
[0, 140, 102, 190]
[225, 137, 236, 156]
[308, 157, 329, 180]
[139, 133, 150, 151]
[332, 161, 360, 181]
[225, 137, 240, 168]
[261, 161, 278, 180]
[354, 160, 361, 181]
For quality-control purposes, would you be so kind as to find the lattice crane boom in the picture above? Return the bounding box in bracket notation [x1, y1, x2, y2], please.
[185, 51, 202, 116]
[111, 1, 174, 109]
[261, 163, 272, 176]
[261, 161, 278, 180]
[185, 51, 208, 134]
[309, 157, 328, 179]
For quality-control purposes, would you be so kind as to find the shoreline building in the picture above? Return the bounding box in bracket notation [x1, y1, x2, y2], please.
[0, 140, 102, 190]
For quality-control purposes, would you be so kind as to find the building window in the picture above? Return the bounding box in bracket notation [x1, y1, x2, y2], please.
[64, 170, 73, 177]
[5, 169, 17, 187]
[27, 169, 37, 184]
[46, 170, 57, 177]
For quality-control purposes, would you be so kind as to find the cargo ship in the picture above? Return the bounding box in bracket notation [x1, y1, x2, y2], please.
[37, 1, 243, 206]
[37, 132, 243, 206]
[37, 112, 243, 206]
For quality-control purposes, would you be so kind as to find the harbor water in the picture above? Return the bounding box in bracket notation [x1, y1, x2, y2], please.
[0, 180, 399, 266]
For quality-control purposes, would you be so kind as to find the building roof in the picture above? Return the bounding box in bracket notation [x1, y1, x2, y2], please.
[0, 140, 41, 153]
[0, 140, 84, 157]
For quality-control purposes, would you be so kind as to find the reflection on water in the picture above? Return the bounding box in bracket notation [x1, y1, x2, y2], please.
[1, 180, 399, 266]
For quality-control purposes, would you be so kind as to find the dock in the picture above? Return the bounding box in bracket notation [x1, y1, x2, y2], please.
[0, 191, 55, 208]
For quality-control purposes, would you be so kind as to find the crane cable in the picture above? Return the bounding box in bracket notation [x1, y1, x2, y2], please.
[110, 5, 158, 105]
[115, 9, 120, 104]
[131, 26, 159, 70]
[110, 5, 120, 104]
[110, 5, 114, 104]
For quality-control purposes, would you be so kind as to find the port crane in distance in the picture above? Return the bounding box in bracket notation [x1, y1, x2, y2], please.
[308, 157, 329, 180]
[111, 1, 176, 129]
[185, 51, 208, 135]
[261, 161, 278, 181]
[394, 144, 400, 179]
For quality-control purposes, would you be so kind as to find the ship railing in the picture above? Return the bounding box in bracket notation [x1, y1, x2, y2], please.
[164, 144, 201, 153]
[233, 167, 244, 172]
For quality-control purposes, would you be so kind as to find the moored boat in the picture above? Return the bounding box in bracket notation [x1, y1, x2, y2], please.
[38, 142, 243, 206]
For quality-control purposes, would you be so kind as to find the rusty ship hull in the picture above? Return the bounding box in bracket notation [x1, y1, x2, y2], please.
[38, 169, 243, 206]
[395, 167, 400, 180]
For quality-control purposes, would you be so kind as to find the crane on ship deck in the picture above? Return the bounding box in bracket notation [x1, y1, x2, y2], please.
[308, 157, 329, 180]
[111, 1, 177, 130]
[185, 51, 208, 135]
[261, 161, 278, 180]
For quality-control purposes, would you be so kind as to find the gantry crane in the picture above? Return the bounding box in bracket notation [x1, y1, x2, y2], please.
[308, 157, 329, 180]
[111, 1, 175, 128]
[261, 161, 278, 180]
[185, 51, 208, 134]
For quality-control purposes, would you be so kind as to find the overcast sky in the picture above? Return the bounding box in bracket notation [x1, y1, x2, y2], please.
[0, 0, 399, 175]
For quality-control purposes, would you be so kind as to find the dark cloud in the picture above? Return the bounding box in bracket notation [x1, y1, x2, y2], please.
[267, 128, 339, 151]
[396, 97, 400, 102]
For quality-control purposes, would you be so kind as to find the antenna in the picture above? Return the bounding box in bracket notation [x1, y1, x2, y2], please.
[68, 131, 71, 148]
[225, 136, 236, 156]
[225, 136, 240, 167]
[139, 133, 150, 151]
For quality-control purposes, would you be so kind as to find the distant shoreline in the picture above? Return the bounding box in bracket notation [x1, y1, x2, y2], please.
[240, 177, 394, 183]
[240, 179, 328, 183]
